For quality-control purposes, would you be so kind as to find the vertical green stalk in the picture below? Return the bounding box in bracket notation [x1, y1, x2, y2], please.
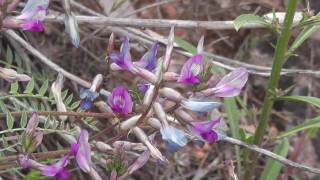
[242, 0, 298, 179]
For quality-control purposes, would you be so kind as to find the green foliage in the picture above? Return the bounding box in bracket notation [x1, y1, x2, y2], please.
[6, 112, 14, 129]
[234, 14, 269, 31]
[276, 96, 320, 108]
[277, 116, 320, 139]
[260, 138, 289, 180]
[25, 170, 48, 180]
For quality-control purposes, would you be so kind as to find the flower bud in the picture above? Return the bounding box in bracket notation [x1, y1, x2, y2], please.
[89, 74, 103, 92]
[143, 85, 155, 106]
[51, 73, 67, 120]
[153, 102, 168, 126]
[146, 118, 161, 129]
[174, 109, 194, 122]
[159, 87, 185, 102]
[120, 115, 141, 130]
[163, 26, 174, 71]
[163, 72, 179, 82]
[132, 127, 168, 164]
[0, 67, 31, 82]
[95, 141, 113, 152]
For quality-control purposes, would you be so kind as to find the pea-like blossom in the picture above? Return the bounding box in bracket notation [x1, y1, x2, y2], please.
[71, 129, 92, 173]
[178, 54, 204, 84]
[40, 155, 70, 180]
[135, 41, 159, 72]
[160, 125, 188, 153]
[20, 154, 70, 180]
[51, 73, 67, 120]
[201, 67, 248, 97]
[109, 36, 134, 71]
[16, 0, 49, 32]
[108, 86, 133, 115]
[191, 117, 224, 144]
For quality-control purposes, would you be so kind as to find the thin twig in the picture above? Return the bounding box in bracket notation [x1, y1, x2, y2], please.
[223, 136, 320, 174]
[44, 15, 292, 30]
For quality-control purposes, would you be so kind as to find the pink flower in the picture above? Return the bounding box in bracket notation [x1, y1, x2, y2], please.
[20, 19, 44, 32]
[40, 155, 70, 180]
[191, 118, 223, 144]
[108, 86, 133, 115]
[71, 129, 92, 173]
[178, 54, 204, 84]
[201, 67, 248, 97]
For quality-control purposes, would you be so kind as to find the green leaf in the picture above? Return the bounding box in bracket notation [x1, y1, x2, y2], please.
[44, 116, 51, 129]
[24, 78, 35, 94]
[69, 101, 80, 110]
[277, 116, 320, 139]
[289, 13, 320, 53]
[6, 112, 14, 129]
[61, 90, 69, 100]
[38, 79, 49, 96]
[9, 82, 19, 94]
[0, 100, 8, 113]
[20, 111, 28, 128]
[224, 97, 242, 173]
[277, 96, 320, 108]
[234, 14, 268, 31]
[174, 37, 197, 54]
[260, 138, 289, 180]
[64, 94, 73, 105]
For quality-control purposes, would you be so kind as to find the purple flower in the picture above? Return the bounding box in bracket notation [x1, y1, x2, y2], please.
[71, 129, 92, 173]
[108, 86, 133, 115]
[109, 36, 134, 70]
[16, 1, 49, 32]
[40, 155, 70, 180]
[178, 54, 204, 84]
[20, 19, 44, 32]
[135, 41, 159, 71]
[191, 117, 222, 144]
[160, 126, 188, 153]
[202, 67, 248, 97]
[137, 83, 149, 93]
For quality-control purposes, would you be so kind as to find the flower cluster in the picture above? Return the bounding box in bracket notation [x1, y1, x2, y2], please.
[21, 126, 92, 180]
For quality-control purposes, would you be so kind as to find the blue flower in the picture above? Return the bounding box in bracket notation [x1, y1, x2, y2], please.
[80, 89, 99, 110]
[160, 126, 188, 153]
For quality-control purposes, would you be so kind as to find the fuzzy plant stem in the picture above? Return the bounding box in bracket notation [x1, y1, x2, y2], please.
[242, 1, 298, 179]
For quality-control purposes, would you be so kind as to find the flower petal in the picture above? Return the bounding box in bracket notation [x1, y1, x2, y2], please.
[160, 126, 188, 153]
[108, 86, 133, 115]
[41, 155, 70, 177]
[182, 99, 221, 113]
[76, 130, 92, 173]
[213, 67, 248, 97]
[135, 41, 159, 71]
[191, 118, 221, 144]
[178, 54, 204, 84]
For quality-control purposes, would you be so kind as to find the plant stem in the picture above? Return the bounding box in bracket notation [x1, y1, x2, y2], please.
[242, 1, 298, 179]
[0, 94, 52, 101]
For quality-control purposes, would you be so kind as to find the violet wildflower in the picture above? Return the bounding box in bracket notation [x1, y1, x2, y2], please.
[109, 36, 134, 71]
[71, 129, 92, 173]
[181, 99, 221, 113]
[16, 0, 49, 32]
[108, 86, 133, 115]
[178, 54, 204, 84]
[191, 117, 224, 144]
[201, 67, 248, 97]
[160, 126, 188, 153]
[135, 41, 159, 72]
[137, 83, 149, 93]
[40, 155, 70, 180]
